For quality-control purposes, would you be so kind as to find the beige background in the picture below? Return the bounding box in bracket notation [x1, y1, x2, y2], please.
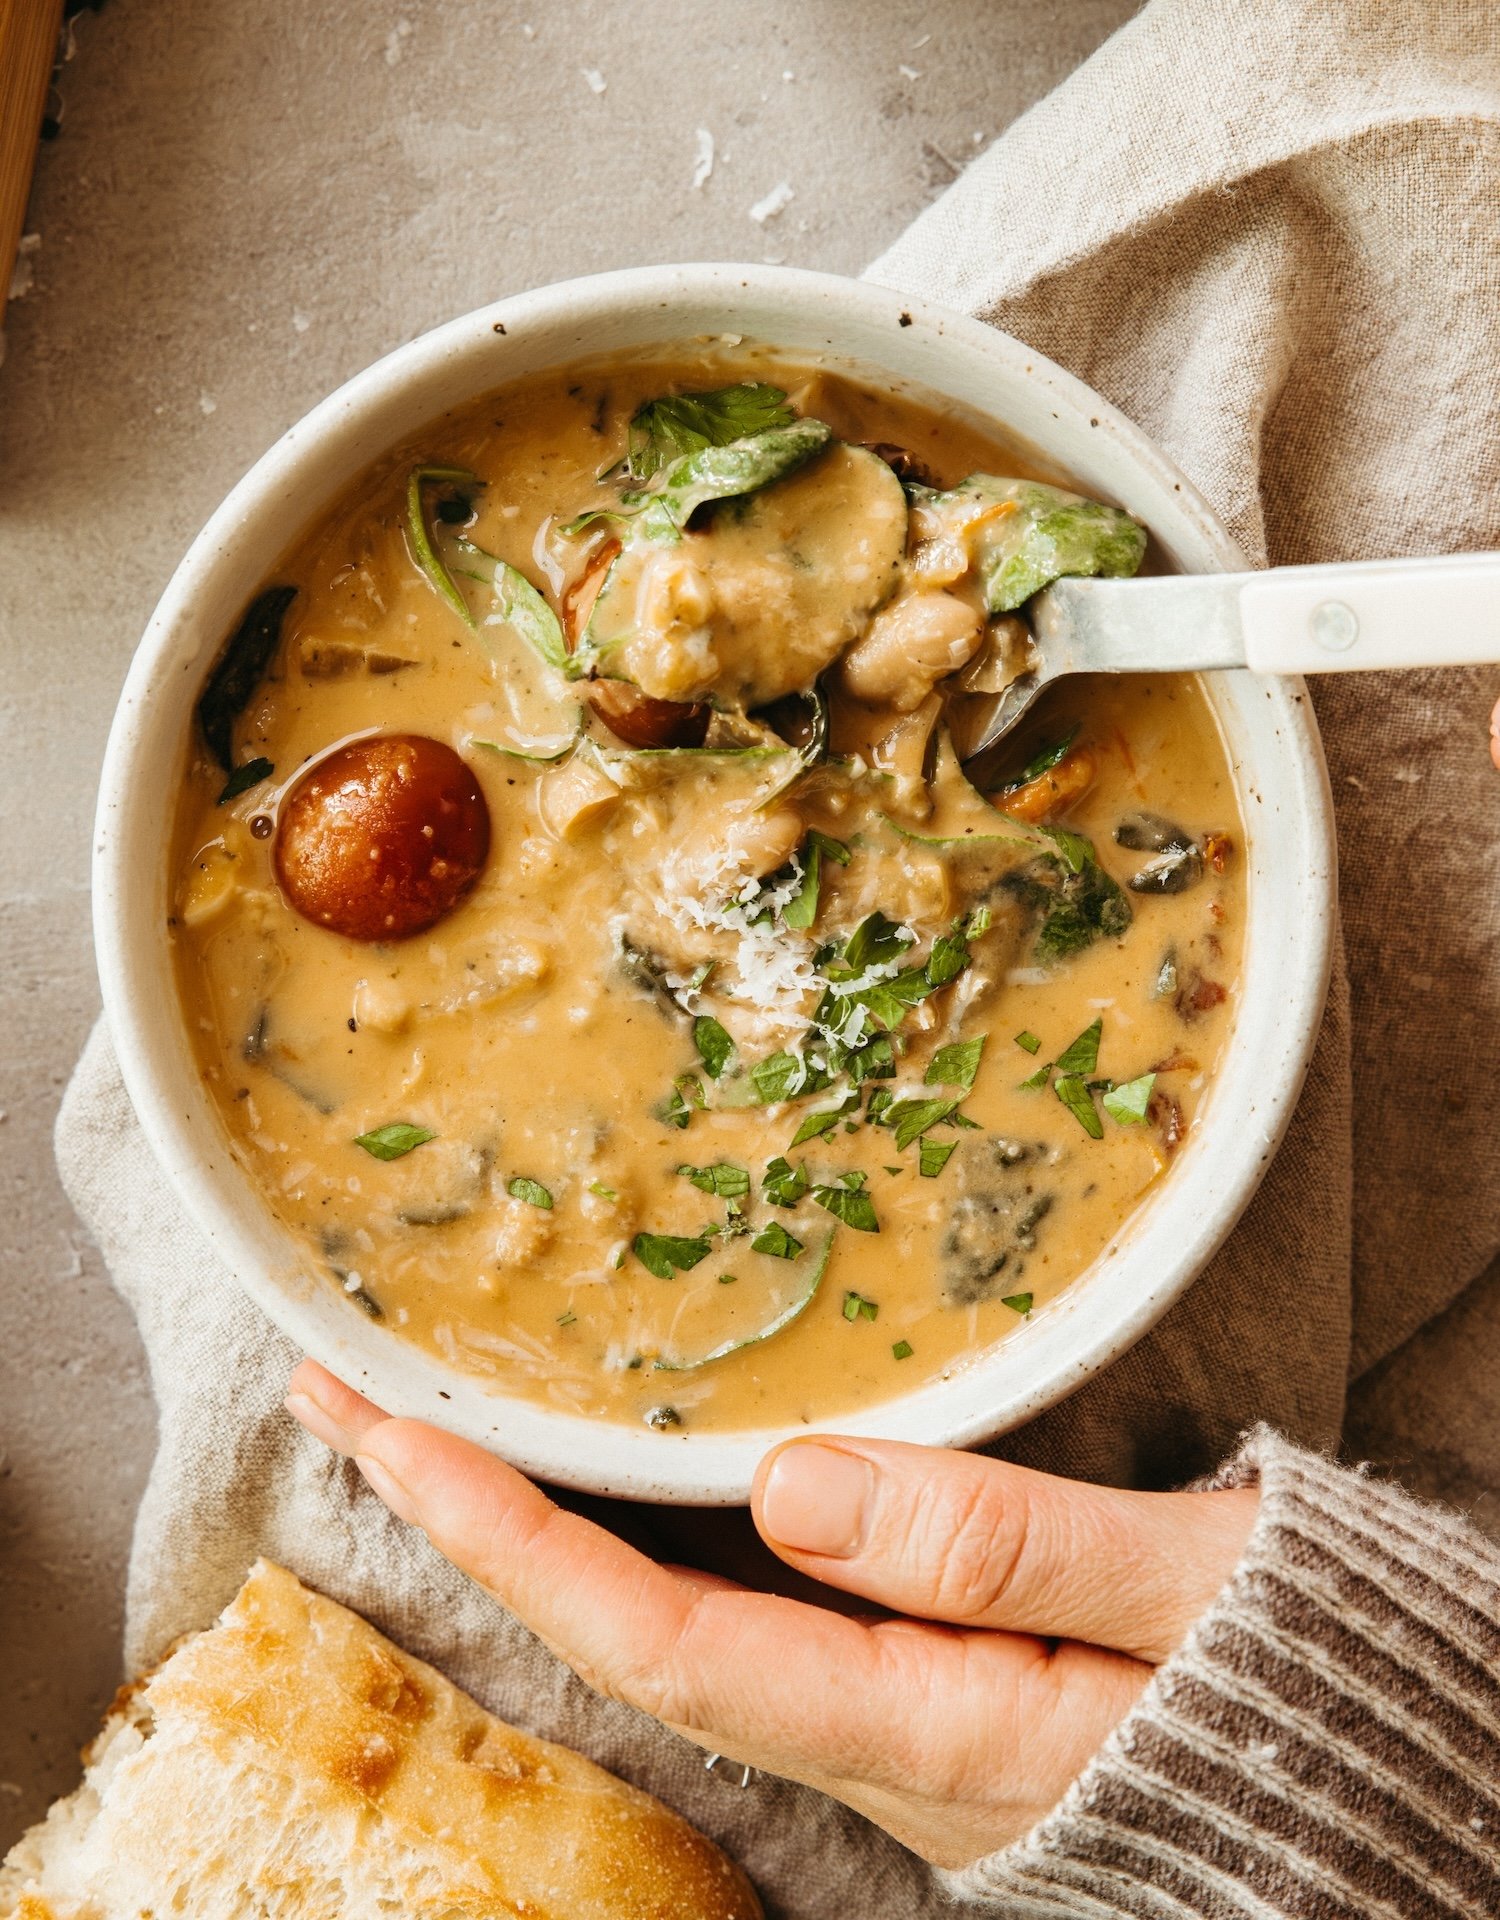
[0, 0, 1142, 1845]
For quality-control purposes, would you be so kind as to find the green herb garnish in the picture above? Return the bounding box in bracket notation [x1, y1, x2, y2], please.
[842, 1291, 880, 1322]
[633, 1232, 715, 1279]
[217, 756, 275, 805]
[884, 1096, 962, 1152]
[1054, 1074, 1104, 1139]
[619, 383, 798, 484]
[1015, 1030, 1041, 1055]
[925, 1036, 986, 1090]
[197, 585, 297, 773]
[1103, 1072, 1157, 1125]
[354, 1122, 435, 1161]
[789, 1092, 860, 1148]
[660, 1073, 705, 1130]
[1002, 1292, 1034, 1315]
[556, 1309, 577, 1327]
[693, 1015, 735, 1080]
[813, 1184, 880, 1233]
[507, 1177, 553, 1208]
[1009, 726, 1079, 787]
[892, 1339, 914, 1360]
[1055, 1018, 1102, 1076]
[843, 910, 914, 972]
[751, 1221, 804, 1260]
[781, 829, 852, 932]
[762, 1155, 809, 1206]
[677, 1162, 751, 1199]
[919, 1137, 957, 1178]
[589, 1180, 617, 1198]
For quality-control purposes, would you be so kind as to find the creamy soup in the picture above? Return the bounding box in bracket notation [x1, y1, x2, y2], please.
[171, 349, 1243, 1434]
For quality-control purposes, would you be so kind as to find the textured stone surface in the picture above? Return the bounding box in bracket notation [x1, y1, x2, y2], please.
[0, 0, 1138, 1847]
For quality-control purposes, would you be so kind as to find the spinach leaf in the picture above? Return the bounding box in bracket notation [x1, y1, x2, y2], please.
[1012, 726, 1080, 785]
[1002, 829, 1131, 962]
[912, 475, 1145, 613]
[638, 418, 832, 540]
[621, 383, 798, 483]
[197, 585, 297, 772]
[354, 1122, 435, 1161]
[633, 1231, 715, 1279]
[217, 756, 275, 805]
[751, 1050, 832, 1105]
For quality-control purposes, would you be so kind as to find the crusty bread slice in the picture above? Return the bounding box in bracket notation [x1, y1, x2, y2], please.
[0, 1559, 761, 1920]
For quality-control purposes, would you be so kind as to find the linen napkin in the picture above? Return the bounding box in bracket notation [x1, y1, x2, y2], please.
[56, 1, 1500, 1912]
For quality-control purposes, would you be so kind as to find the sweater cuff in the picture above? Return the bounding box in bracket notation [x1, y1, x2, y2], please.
[944, 1428, 1500, 1918]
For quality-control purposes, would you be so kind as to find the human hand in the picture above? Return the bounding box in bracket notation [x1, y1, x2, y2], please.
[286, 1359, 1256, 1869]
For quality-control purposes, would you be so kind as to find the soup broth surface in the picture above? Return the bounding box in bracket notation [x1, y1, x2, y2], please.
[172, 348, 1243, 1433]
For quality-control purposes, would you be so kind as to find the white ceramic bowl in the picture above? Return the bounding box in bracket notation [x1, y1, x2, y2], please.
[94, 264, 1335, 1504]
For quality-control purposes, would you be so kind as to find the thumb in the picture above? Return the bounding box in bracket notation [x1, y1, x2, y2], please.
[751, 1437, 1257, 1664]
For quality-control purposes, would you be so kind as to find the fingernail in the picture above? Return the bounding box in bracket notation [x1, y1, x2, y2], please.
[761, 1442, 873, 1557]
[355, 1454, 421, 1526]
[285, 1391, 358, 1457]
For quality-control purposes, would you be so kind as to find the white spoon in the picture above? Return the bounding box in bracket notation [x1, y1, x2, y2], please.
[959, 552, 1500, 758]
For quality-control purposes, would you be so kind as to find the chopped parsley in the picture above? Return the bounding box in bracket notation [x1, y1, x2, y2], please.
[781, 830, 851, 932]
[1103, 1072, 1157, 1125]
[1002, 1292, 1034, 1315]
[918, 1137, 957, 1178]
[507, 1177, 553, 1208]
[1014, 1030, 1041, 1055]
[789, 1092, 860, 1148]
[813, 1183, 879, 1233]
[693, 1015, 735, 1080]
[1054, 1074, 1104, 1139]
[892, 1339, 914, 1360]
[762, 1155, 809, 1206]
[589, 1180, 617, 1198]
[1054, 1017, 1103, 1076]
[843, 909, 914, 972]
[884, 1095, 962, 1152]
[751, 1221, 804, 1260]
[925, 1036, 986, 1090]
[633, 1232, 714, 1279]
[842, 1291, 880, 1322]
[677, 1162, 751, 1199]
[660, 1073, 705, 1130]
[353, 1122, 435, 1161]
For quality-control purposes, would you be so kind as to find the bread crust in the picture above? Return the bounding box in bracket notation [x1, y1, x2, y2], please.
[0, 1560, 761, 1920]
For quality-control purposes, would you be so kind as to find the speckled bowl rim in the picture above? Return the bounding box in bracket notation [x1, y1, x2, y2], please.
[94, 264, 1336, 1504]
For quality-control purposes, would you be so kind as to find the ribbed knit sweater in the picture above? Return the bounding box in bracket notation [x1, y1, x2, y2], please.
[947, 1430, 1500, 1918]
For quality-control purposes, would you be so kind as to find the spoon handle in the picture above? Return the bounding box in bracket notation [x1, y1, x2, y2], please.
[1239, 552, 1500, 672]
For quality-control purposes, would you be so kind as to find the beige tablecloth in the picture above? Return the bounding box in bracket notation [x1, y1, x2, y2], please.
[55, 1, 1500, 1912]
